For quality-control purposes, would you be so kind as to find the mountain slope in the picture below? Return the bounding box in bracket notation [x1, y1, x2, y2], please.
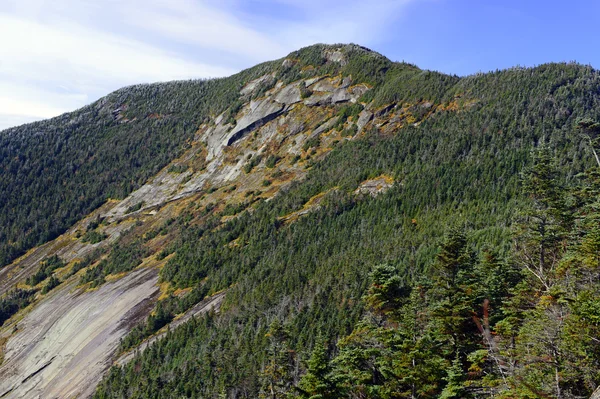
[0, 44, 448, 270]
[1, 44, 600, 398]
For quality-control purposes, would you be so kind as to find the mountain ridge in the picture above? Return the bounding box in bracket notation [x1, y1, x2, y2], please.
[1, 43, 600, 398]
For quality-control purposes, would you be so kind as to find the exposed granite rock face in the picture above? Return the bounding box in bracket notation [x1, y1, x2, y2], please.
[102, 169, 194, 221]
[324, 49, 347, 66]
[349, 84, 370, 99]
[304, 76, 323, 86]
[303, 78, 368, 106]
[357, 110, 374, 133]
[281, 58, 295, 68]
[331, 88, 353, 104]
[240, 73, 275, 96]
[310, 117, 340, 139]
[102, 76, 372, 222]
[312, 78, 338, 93]
[304, 88, 352, 106]
[274, 83, 302, 105]
[204, 121, 232, 161]
[0, 268, 159, 399]
[226, 99, 286, 146]
[354, 176, 394, 197]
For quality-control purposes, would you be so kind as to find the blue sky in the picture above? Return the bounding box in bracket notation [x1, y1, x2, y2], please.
[1, 0, 599, 130]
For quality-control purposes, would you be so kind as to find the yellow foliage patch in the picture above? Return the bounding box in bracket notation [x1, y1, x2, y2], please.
[158, 282, 172, 301]
[279, 188, 337, 225]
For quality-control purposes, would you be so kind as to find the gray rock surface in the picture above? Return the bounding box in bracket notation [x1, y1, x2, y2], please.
[325, 49, 347, 65]
[304, 89, 352, 106]
[240, 73, 275, 96]
[303, 92, 333, 106]
[311, 117, 340, 139]
[354, 177, 394, 197]
[0, 267, 159, 399]
[312, 78, 338, 93]
[331, 88, 352, 104]
[274, 83, 302, 105]
[304, 77, 323, 86]
[204, 121, 231, 161]
[103, 169, 193, 221]
[357, 110, 373, 132]
[225, 98, 285, 146]
[349, 84, 370, 99]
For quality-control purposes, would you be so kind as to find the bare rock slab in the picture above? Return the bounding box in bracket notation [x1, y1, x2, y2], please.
[0, 267, 159, 399]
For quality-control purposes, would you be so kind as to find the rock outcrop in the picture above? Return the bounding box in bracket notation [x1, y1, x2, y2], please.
[0, 267, 159, 398]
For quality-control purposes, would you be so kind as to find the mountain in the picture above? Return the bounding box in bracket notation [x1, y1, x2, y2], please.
[1, 43, 600, 398]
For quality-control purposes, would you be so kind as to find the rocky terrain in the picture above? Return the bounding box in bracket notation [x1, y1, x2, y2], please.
[0, 47, 426, 397]
[0, 267, 158, 398]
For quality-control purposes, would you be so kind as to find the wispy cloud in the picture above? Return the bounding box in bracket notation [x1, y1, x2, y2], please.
[117, 0, 287, 62]
[0, 0, 413, 130]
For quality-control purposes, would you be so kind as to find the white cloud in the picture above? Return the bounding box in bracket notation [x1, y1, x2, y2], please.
[0, 0, 414, 131]
[116, 0, 287, 62]
[0, 10, 237, 130]
[237, 0, 413, 49]
[0, 15, 235, 84]
[0, 115, 43, 131]
[0, 81, 85, 118]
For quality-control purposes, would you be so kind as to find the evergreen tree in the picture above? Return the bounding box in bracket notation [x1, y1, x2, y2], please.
[431, 230, 478, 358]
[515, 147, 570, 292]
[439, 353, 468, 399]
[297, 336, 337, 399]
[364, 264, 410, 319]
[260, 319, 296, 399]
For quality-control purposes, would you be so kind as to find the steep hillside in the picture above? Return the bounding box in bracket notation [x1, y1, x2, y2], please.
[1, 44, 600, 398]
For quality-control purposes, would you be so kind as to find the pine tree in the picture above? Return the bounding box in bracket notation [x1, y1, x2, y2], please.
[515, 147, 570, 292]
[260, 319, 296, 399]
[431, 230, 477, 357]
[364, 264, 410, 320]
[297, 336, 337, 399]
[439, 353, 468, 399]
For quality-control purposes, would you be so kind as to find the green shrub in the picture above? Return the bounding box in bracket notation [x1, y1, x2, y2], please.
[82, 230, 108, 244]
[27, 255, 65, 286]
[42, 276, 61, 294]
[168, 164, 188, 173]
[243, 155, 263, 173]
[265, 155, 280, 168]
[0, 289, 36, 326]
[303, 137, 320, 151]
[125, 201, 145, 214]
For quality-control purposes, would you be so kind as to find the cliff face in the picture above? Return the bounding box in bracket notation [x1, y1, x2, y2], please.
[0, 268, 158, 398]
